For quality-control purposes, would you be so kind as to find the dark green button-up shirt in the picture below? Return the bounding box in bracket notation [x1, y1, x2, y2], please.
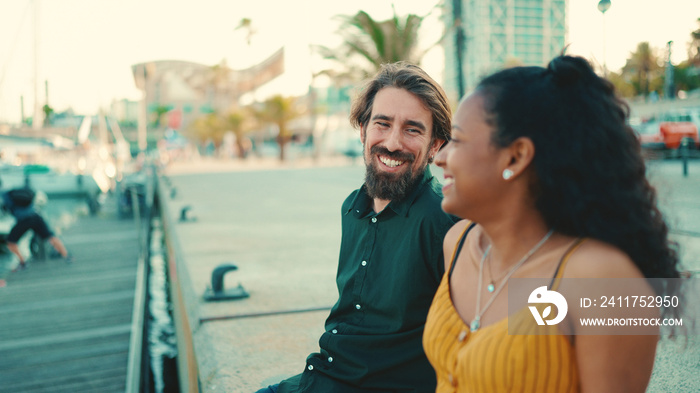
[279, 167, 458, 393]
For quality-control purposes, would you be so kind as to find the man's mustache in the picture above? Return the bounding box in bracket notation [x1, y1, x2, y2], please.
[370, 145, 415, 163]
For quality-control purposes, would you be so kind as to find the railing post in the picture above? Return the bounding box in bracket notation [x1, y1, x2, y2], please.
[680, 138, 689, 177]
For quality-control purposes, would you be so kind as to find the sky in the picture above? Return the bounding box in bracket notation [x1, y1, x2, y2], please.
[1, 0, 699, 125]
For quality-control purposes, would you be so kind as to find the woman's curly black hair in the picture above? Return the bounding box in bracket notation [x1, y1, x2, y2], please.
[476, 55, 680, 293]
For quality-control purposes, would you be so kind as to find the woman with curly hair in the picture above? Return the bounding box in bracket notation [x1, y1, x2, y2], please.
[423, 55, 680, 392]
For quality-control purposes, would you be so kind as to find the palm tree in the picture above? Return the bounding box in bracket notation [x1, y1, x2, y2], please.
[607, 71, 636, 98]
[674, 21, 700, 94]
[209, 60, 234, 112]
[621, 42, 663, 99]
[190, 113, 225, 151]
[690, 18, 700, 66]
[235, 18, 256, 46]
[151, 104, 171, 128]
[223, 109, 252, 159]
[255, 95, 303, 161]
[42, 104, 54, 127]
[316, 7, 439, 81]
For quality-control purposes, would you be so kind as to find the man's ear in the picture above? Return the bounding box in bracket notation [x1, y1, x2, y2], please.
[428, 138, 445, 162]
[360, 124, 366, 144]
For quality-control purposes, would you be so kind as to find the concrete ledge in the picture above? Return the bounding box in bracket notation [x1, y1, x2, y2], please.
[158, 159, 700, 392]
[195, 310, 327, 391]
[158, 164, 365, 392]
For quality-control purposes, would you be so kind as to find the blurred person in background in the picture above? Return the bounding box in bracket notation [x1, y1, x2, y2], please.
[1, 187, 72, 271]
[424, 55, 680, 392]
[257, 62, 458, 392]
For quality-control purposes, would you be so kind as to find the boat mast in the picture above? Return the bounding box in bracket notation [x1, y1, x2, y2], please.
[32, 0, 43, 129]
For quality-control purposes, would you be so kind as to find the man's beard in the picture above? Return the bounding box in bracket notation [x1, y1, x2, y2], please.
[364, 145, 427, 201]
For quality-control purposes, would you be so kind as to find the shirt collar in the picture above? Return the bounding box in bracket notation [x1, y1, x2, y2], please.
[346, 166, 435, 218]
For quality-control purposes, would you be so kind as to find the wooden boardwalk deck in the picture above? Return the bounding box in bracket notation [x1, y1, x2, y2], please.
[0, 197, 141, 393]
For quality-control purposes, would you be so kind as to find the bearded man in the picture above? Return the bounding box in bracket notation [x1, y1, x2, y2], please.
[258, 62, 457, 393]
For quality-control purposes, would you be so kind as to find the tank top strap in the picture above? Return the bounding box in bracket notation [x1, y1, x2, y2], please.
[549, 238, 587, 291]
[448, 222, 476, 279]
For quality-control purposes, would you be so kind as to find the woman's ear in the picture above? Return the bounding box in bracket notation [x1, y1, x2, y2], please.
[501, 137, 535, 180]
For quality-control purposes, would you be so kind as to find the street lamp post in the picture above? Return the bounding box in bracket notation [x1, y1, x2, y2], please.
[597, 0, 612, 76]
[452, 0, 466, 100]
[665, 41, 675, 100]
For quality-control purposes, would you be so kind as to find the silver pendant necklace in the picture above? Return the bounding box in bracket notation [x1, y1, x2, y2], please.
[486, 252, 499, 293]
[470, 229, 554, 332]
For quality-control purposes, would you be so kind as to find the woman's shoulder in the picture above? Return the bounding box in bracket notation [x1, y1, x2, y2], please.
[444, 220, 473, 249]
[442, 220, 474, 272]
[562, 237, 645, 279]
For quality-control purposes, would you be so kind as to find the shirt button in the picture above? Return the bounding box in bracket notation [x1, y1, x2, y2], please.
[331, 329, 338, 334]
[355, 304, 362, 310]
[361, 260, 367, 266]
[328, 357, 334, 363]
[448, 373, 455, 386]
[371, 217, 377, 223]
[308, 365, 314, 371]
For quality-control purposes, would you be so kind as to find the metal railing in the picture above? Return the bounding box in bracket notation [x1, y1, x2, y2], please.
[125, 165, 156, 393]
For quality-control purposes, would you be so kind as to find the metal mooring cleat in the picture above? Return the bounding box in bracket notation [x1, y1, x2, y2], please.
[203, 263, 250, 301]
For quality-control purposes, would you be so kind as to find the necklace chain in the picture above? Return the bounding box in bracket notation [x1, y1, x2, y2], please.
[486, 251, 507, 292]
[470, 229, 554, 332]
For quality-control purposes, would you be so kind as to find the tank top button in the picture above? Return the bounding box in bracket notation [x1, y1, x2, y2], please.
[458, 330, 467, 342]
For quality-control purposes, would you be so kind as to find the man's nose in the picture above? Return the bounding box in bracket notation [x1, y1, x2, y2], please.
[384, 127, 403, 151]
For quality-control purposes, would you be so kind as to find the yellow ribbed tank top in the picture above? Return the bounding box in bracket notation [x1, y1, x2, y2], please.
[423, 224, 585, 393]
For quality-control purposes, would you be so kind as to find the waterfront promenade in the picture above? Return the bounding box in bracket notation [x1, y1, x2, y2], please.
[0, 196, 142, 393]
[162, 156, 700, 392]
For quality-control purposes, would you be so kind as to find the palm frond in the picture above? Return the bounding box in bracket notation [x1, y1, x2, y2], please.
[317, 8, 431, 81]
[347, 11, 386, 61]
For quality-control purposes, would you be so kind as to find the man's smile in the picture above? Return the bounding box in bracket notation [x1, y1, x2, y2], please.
[379, 155, 405, 168]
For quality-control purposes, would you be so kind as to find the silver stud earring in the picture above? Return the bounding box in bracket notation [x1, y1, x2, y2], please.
[502, 169, 514, 180]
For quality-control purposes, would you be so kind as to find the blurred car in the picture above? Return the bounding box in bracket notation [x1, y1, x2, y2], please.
[632, 112, 699, 152]
[631, 118, 666, 150]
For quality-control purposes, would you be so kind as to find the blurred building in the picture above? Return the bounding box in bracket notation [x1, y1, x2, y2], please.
[110, 99, 139, 127]
[443, 0, 568, 102]
[109, 98, 140, 147]
[130, 60, 226, 137]
[130, 49, 285, 139]
[293, 84, 361, 158]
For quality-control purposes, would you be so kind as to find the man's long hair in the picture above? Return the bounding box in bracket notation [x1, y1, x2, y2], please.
[349, 62, 452, 154]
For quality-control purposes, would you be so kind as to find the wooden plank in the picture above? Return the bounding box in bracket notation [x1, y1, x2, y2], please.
[2, 370, 126, 393]
[1, 340, 130, 369]
[0, 289, 135, 313]
[0, 194, 141, 393]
